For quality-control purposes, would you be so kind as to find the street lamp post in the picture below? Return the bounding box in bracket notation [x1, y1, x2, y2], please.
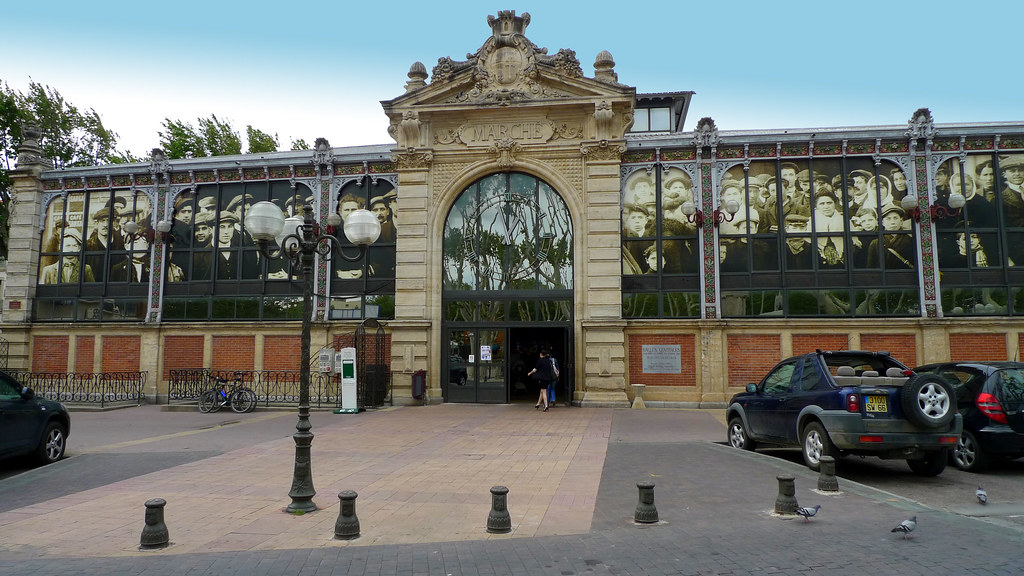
[246, 201, 380, 513]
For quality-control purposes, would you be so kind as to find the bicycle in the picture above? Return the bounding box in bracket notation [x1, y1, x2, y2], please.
[198, 372, 257, 414]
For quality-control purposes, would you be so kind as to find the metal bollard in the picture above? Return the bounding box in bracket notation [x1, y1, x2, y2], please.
[486, 486, 511, 533]
[634, 481, 659, 523]
[334, 490, 360, 540]
[140, 498, 169, 549]
[774, 475, 798, 515]
[817, 456, 839, 492]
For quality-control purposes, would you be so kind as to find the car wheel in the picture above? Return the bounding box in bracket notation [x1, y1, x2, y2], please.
[801, 422, 835, 471]
[456, 375, 467, 387]
[36, 421, 67, 465]
[951, 430, 990, 472]
[900, 374, 956, 429]
[727, 417, 757, 451]
[907, 450, 947, 476]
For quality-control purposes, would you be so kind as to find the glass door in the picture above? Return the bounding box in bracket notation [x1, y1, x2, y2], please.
[445, 328, 508, 403]
[476, 329, 507, 403]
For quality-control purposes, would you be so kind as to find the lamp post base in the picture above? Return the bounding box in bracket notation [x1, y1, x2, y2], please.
[286, 424, 317, 514]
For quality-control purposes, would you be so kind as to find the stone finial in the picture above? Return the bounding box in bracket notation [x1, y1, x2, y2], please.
[487, 10, 530, 38]
[312, 137, 334, 167]
[906, 107, 935, 141]
[594, 50, 618, 84]
[15, 121, 50, 169]
[150, 148, 170, 176]
[405, 62, 428, 93]
[692, 117, 720, 148]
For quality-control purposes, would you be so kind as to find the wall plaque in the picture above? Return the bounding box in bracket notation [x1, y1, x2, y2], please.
[641, 344, 681, 374]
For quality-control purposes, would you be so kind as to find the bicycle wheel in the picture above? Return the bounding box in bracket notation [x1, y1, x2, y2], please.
[198, 389, 218, 413]
[241, 388, 257, 413]
[230, 388, 256, 414]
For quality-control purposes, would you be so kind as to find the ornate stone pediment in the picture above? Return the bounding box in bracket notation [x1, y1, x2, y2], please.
[382, 11, 636, 150]
[428, 11, 584, 106]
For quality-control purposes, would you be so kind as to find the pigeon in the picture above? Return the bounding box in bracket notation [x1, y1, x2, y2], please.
[976, 486, 988, 505]
[891, 516, 917, 539]
[796, 504, 821, 522]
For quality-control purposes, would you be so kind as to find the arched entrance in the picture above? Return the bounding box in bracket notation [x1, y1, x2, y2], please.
[441, 172, 574, 403]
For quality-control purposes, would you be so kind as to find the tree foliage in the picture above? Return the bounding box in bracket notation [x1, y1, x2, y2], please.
[246, 125, 279, 154]
[290, 138, 310, 151]
[0, 80, 137, 258]
[159, 115, 283, 159]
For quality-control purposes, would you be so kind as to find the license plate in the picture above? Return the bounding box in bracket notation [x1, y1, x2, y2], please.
[866, 396, 888, 413]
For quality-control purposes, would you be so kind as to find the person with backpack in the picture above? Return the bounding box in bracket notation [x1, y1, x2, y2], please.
[528, 349, 556, 411]
[547, 352, 559, 407]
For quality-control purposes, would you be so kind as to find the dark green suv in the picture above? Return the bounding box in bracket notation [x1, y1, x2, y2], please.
[0, 371, 70, 465]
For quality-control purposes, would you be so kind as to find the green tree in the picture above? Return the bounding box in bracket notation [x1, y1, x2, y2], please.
[158, 118, 207, 159]
[0, 80, 132, 258]
[198, 114, 242, 156]
[160, 115, 281, 159]
[290, 138, 310, 151]
[246, 125, 279, 154]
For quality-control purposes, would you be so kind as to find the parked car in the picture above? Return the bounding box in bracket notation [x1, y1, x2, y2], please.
[913, 361, 1024, 472]
[726, 350, 961, 476]
[0, 371, 70, 465]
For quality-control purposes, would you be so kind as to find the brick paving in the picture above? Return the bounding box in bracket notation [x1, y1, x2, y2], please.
[2, 404, 1022, 575]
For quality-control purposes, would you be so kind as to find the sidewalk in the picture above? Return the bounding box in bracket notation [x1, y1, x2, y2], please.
[1, 404, 1022, 575]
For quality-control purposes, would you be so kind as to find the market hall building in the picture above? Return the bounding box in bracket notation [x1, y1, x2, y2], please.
[5, 11, 1024, 408]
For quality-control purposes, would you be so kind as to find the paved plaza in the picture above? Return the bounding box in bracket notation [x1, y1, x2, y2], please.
[1, 404, 1021, 575]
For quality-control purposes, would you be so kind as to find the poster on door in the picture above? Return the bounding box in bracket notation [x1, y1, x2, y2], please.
[480, 345, 492, 361]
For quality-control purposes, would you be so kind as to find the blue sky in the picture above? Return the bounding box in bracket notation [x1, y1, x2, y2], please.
[5, 1, 1022, 158]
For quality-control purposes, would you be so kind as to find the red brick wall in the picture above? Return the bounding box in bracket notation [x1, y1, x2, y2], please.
[163, 336, 205, 379]
[792, 334, 848, 356]
[950, 333, 1006, 362]
[264, 336, 302, 371]
[211, 336, 255, 371]
[627, 334, 696, 386]
[860, 334, 917, 367]
[32, 336, 69, 372]
[101, 336, 142, 372]
[75, 336, 95, 373]
[726, 334, 781, 387]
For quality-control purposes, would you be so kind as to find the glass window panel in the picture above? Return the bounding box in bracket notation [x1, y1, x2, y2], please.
[854, 289, 919, 316]
[622, 293, 658, 318]
[942, 287, 1006, 315]
[445, 301, 475, 322]
[661, 239, 698, 274]
[1008, 231, 1024, 267]
[649, 107, 671, 131]
[479, 300, 506, 322]
[663, 292, 700, 318]
[186, 298, 210, 320]
[263, 297, 301, 319]
[633, 109, 649, 132]
[782, 234, 815, 270]
[508, 300, 534, 322]
[538, 299, 571, 322]
[367, 294, 395, 320]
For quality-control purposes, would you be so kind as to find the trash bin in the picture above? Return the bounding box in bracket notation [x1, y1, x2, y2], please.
[412, 369, 426, 400]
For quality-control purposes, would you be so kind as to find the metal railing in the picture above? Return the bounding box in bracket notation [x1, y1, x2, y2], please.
[167, 369, 390, 410]
[9, 371, 147, 408]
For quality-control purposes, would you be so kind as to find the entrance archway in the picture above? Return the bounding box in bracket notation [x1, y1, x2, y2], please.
[440, 172, 573, 403]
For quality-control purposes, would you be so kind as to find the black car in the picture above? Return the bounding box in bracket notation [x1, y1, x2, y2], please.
[914, 361, 1024, 472]
[726, 350, 961, 476]
[0, 372, 70, 465]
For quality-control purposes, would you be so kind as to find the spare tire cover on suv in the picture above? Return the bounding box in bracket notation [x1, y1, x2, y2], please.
[900, 374, 956, 428]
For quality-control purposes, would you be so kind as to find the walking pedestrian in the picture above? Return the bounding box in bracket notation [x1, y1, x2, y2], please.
[528, 349, 555, 411]
[547, 351, 560, 407]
